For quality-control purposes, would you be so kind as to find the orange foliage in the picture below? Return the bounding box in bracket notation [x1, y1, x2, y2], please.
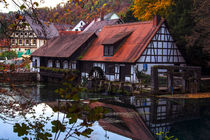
[37, 0, 131, 25]
[132, 0, 174, 21]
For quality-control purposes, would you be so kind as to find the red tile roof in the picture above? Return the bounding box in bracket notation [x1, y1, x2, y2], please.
[59, 31, 81, 35]
[31, 32, 95, 58]
[81, 20, 164, 63]
[102, 31, 133, 45]
[83, 19, 120, 34]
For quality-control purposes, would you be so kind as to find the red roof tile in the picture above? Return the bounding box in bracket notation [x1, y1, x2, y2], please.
[102, 31, 133, 45]
[81, 20, 164, 63]
[31, 32, 95, 58]
[59, 31, 81, 35]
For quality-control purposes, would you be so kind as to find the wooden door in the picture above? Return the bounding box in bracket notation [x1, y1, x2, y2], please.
[120, 66, 126, 81]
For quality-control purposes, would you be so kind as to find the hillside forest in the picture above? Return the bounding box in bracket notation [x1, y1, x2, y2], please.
[0, 0, 209, 74]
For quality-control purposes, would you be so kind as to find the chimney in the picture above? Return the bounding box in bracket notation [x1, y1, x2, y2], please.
[100, 11, 104, 21]
[153, 15, 161, 27]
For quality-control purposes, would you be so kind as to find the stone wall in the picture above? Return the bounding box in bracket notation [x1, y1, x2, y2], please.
[0, 72, 37, 83]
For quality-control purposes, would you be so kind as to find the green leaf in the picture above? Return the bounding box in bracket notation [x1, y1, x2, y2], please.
[51, 120, 66, 133]
[20, 4, 26, 10]
[33, 2, 39, 7]
[13, 123, 29, 137]
[72, 94, 79, 101]
[69, 114, 78, 124]
[81, 128, 93, 137]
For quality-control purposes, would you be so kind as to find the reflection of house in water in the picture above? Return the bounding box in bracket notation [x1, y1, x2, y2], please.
[94, 96, 201, 139]
[125, 97, 200, 135]
[91, 102, 155, 140]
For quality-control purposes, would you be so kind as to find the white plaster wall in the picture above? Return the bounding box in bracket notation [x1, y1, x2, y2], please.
[32, 56, 40, 72]
[135, 63, 174, 75]
[37, 39, 45, 48]
[72, 21, 86, 31]
[110, 14, 120, 20]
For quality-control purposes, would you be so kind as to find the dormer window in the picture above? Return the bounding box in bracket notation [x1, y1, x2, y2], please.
[102, 31, 133, 57]
[104, 45, 114, 56]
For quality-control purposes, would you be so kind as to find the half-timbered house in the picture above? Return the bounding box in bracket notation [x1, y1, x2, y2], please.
[10, 16, 59, 54]
[80, 16, 186, 83]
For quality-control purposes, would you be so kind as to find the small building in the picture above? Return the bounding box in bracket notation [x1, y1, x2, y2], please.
[80, 16, 186, 83]
[104, 12, 121, 20]
[31, 32, 97, 78]
[72, 20, 87, 31]
[83, 13, 123, 35]
[31, 17, 122, 77]
[10, 16, 59, 54]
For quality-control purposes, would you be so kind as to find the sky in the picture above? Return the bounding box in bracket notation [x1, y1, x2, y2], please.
[0, 0, 69, 13]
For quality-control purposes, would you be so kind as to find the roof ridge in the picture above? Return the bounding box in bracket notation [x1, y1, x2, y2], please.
[104, 21, 153, 28]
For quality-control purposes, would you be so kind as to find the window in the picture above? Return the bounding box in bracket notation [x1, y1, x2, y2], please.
[12, 39, 15, 44]
[26, 40, 29, 44]
[71, 61, 76, 70]
[105, 64, 115, 75]
[55, 60, 60, 68]
[104, 45, 114, 56]
[33, 59, 37, 68]
[63, 61, 68, 69]
[47, 60, 53, 68]
[19, 39, 22, 44]
[68, 61, 76, 70]
[33, 39, 36, 44]
[143, 64, 148, 72]
[16, 33, 19, 36]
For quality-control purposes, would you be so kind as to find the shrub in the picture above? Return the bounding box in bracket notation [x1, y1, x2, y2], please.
[0, 51, 17, 59]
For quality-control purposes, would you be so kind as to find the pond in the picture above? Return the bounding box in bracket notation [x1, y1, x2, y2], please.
[0, 83, 210, 140]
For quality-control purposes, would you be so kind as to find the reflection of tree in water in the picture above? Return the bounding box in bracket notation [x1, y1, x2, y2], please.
[0, 86, 36, 125]
[0, 72, 108, 139]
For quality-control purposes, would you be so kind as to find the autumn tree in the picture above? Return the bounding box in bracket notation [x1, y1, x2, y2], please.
[131, 0, 174, 21]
